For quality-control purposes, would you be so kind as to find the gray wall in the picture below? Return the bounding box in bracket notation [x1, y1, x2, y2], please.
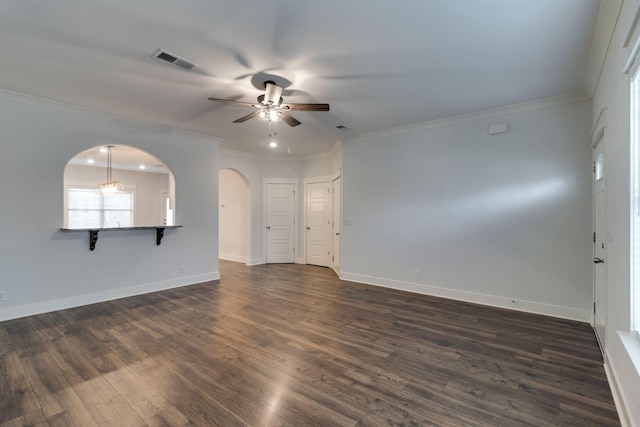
[341, 99, 593, 320]
[0, 93, 220, 321]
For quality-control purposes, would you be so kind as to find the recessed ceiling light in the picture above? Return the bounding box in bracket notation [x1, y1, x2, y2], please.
[269, 141, 278, 148]
[99, 147, 108, 153]
[139, 164, 146, 170]
[87, 158, 95, 164]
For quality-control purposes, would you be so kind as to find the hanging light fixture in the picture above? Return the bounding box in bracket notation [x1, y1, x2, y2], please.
[98, 145, 124, 194]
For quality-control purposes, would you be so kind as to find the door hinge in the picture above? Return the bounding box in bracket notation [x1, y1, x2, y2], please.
[593, 232, 596, 243]
[593, 161, 596, 173]
[293, 248, 295, 253]
[593, 302, 596, 313]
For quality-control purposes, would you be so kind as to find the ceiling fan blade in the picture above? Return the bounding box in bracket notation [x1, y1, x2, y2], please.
[233, 111, 261, 123]
[208, 97, 256, 107]
[281, 112, 301, 127]
[264, 82, 284, 105]
[281, 103, 330, 111]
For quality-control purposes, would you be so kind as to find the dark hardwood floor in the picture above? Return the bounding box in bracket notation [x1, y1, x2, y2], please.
[0, 260, 620, 426]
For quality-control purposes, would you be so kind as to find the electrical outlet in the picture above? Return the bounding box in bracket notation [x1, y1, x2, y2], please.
[416, 271, 422, 280]
[0, 291, 6, 301]
[178, 265, 185, 274]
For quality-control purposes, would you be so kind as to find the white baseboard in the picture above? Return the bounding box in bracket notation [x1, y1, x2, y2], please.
[296, 257, 305, 264]
[0, 272, 220, 322]
[219, 253, 247, 263]
[604, 359, 631, 427]
[340, 271, 591, 322]
[246, 258, 264, 266]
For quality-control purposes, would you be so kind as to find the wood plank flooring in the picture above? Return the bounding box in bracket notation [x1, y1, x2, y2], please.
[0, 260, 620, 426]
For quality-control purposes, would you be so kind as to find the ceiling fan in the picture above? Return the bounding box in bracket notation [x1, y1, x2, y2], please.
[207, 81, 329, 127]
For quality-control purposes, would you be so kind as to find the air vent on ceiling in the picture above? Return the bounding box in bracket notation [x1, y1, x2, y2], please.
[152, 49, 196, 71]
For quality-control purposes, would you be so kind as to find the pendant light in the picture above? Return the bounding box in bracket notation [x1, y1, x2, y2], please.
[98, 145, 124, 194]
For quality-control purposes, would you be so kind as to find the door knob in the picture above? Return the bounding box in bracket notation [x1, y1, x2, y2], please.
[306, 227, 311, 230]
[336, 233, 340, 236]
[266, 226, 271, 230]
[593, 257, 605, 264]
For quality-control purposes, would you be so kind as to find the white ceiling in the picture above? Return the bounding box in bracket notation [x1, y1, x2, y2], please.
[0, 0, 600, 158]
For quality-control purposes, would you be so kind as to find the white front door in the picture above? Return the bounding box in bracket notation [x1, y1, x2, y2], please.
[332, 175, 341, 274]
[266, 183, 295, 263]
[306, 182, 331, 267]
[593, 136, 607, 352]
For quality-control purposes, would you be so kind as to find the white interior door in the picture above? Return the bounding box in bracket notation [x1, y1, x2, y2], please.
[332, 175, 341, 274]
[593, 136, 607, 352]
[266, 183, 295, 263]
[306, 182, 331, 267]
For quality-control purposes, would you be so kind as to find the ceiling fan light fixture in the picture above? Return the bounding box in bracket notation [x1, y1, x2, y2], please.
[258, 107, 283, 123]
[207, 80, 328, 128]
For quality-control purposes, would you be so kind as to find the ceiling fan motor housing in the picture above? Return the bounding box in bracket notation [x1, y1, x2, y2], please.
[262, 81, 283, 105]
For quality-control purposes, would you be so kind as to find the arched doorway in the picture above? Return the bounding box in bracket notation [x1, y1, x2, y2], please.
[219, 169, 251, 264]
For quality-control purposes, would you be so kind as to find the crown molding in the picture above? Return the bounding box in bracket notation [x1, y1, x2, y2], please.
[0, 87, 224, 143]
[341, 92, 590, 144]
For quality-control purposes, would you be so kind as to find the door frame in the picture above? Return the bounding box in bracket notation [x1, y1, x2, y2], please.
[263, 178, 298, 264]
[591, 107, 608, 352]
[303, 176, 332, 266]
[332, 168, 342, 275]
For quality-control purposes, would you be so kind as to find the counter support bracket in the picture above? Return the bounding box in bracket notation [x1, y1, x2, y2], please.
[60, 226, 182, 251]
[89, 230, 99, 251]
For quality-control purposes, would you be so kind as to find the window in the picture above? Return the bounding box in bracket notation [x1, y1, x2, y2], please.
[67, 188, 134, 229]
[630, 64, 640, 332]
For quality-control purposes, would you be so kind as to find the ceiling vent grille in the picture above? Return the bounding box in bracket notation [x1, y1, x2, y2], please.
[152, 49, 196, 71]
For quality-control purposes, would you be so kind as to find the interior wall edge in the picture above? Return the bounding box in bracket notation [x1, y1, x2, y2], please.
[604, 360, 633, 427]
[0, 272, 220, 323]
[340, 271, 592, 323]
